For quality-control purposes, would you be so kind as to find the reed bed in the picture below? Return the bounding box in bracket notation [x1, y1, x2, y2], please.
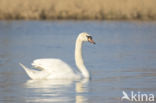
[0, 0, 156, 20]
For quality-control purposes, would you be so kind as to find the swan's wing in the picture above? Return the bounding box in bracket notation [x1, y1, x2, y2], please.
[32, 58, 74, 73]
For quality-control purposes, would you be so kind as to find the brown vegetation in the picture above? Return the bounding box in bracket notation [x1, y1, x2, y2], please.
[0, 0, 156, 20]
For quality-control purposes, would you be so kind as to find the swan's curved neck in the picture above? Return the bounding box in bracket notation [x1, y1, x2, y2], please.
[75, 37, 89, 78]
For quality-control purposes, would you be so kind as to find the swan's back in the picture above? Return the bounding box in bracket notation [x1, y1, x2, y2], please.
[32, 58, 78, 79]
[33, 58, 73, 72]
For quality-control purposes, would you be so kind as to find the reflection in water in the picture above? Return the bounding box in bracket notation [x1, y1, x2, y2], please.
[24, 79, 89, 103]
[76, 79, 89, 93]
[25, 79, 73, 88]
[75, 79, 89, 103]
[76, 96, 87, 103]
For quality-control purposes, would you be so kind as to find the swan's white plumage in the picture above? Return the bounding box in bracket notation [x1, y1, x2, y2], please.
[19, 32, 95, 80]
[20, 58, 80, 79]
[32, 58, 73, 73]
[32, 58, 79, 79]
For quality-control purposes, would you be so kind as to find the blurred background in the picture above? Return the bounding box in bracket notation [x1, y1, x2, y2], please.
[0, 0, 156, 20]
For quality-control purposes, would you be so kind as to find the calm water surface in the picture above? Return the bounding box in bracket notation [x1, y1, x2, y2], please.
[0, 20, 156, 103]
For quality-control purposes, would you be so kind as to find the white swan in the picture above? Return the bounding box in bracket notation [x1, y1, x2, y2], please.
[19, 32, 95, 79]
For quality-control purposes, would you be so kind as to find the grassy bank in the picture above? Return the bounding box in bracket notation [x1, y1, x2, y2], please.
[0, 0, 156, 20]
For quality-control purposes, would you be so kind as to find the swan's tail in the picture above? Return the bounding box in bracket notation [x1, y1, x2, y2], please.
[19, 63, 49, 79]
[19, 63, 35, 79]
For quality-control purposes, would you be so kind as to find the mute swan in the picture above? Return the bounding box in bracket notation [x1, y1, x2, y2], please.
[19, 32, 95, 79]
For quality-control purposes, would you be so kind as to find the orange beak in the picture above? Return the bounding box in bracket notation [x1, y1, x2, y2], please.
[88, 38, 96, 44]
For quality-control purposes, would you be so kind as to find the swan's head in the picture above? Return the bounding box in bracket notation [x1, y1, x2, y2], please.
[78, 32, 96, 44]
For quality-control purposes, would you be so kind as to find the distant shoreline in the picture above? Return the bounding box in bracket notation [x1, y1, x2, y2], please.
[0, 0, 156, 20]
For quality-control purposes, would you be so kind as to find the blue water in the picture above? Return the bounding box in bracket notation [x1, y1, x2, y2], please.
[0, 20, 156, 103]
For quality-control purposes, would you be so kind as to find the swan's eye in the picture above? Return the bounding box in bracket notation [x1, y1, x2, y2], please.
[87, 36, 92, 40]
